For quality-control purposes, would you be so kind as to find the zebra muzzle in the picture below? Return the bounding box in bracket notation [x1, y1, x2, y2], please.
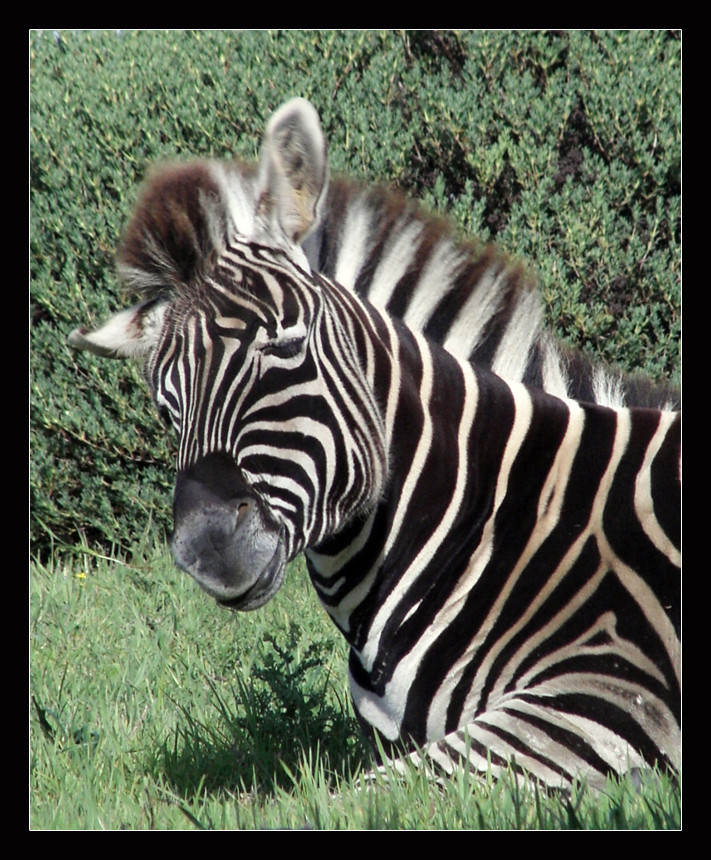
[171, 453, 286, 610]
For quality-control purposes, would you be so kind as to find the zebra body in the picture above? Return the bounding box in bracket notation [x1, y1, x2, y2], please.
[306, 299, 679, 788]
[69, 99, 680, 790]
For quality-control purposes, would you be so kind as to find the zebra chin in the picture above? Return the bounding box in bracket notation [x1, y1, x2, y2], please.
[170, 453, 288, 611]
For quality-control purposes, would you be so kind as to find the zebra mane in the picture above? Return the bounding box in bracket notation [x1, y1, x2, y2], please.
[305, 177, 680, 410]
[113, 105, 679, 411]
[116, 160, 238, 299]
[116, 158, 542, 351]
[307, 176, 541, 358]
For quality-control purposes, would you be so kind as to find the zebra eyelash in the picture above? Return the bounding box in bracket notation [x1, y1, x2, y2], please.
[258, 336, 306, 360]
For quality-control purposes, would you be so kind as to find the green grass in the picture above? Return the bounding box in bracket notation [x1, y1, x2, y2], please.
[30, 541, 681, 830]
[30, 540, 361, 828]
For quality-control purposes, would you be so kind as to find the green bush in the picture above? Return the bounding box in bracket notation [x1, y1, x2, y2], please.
[30, 30, 681, 557]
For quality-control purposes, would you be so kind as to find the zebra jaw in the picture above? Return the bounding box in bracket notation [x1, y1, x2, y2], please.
[171, 453, 287, 611]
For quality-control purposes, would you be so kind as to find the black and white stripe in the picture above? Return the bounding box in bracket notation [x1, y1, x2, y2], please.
[68, 98, 680, 790]
[71, 231, 680, 790]
[302, 284, 679, 790]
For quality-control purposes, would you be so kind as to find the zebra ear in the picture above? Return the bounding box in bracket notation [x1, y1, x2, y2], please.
[68, 299, 167, 359]
[255, 97, 329, 245]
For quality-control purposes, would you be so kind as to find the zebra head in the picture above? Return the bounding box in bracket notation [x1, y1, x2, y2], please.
[68, 98, 387, 609]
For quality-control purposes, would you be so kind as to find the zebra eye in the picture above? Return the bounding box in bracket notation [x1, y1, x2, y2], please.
[259, 336, 305, 360]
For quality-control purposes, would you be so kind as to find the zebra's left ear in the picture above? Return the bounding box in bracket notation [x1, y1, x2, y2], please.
[255, 97, 329, 245]
[68, 299, 167, 359]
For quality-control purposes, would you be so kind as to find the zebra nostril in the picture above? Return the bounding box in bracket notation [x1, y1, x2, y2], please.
[224, 502, 249, 537]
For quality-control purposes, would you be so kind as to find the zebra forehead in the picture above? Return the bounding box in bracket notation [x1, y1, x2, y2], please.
[156, 252, 318, 344]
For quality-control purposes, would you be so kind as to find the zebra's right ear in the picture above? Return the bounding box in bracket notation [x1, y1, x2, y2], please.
[255, 97, 329, 245]
[68, 299, 167, 359]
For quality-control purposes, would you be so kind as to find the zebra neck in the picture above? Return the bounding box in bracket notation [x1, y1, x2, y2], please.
[307, 333, 679, 753]
[308, 323, 676, 672]
[305, 325, 566, 644]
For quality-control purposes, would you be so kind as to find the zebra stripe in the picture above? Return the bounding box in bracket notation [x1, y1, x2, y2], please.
[128, 229, 681, 788]
[67, 98, 680, 791]
[304, 304, 680, 782]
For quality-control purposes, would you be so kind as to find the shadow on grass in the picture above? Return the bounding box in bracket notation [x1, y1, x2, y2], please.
[157, 625, 370, 800]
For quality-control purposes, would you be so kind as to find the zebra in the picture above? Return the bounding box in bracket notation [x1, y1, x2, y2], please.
[68, 99, 681, 792]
